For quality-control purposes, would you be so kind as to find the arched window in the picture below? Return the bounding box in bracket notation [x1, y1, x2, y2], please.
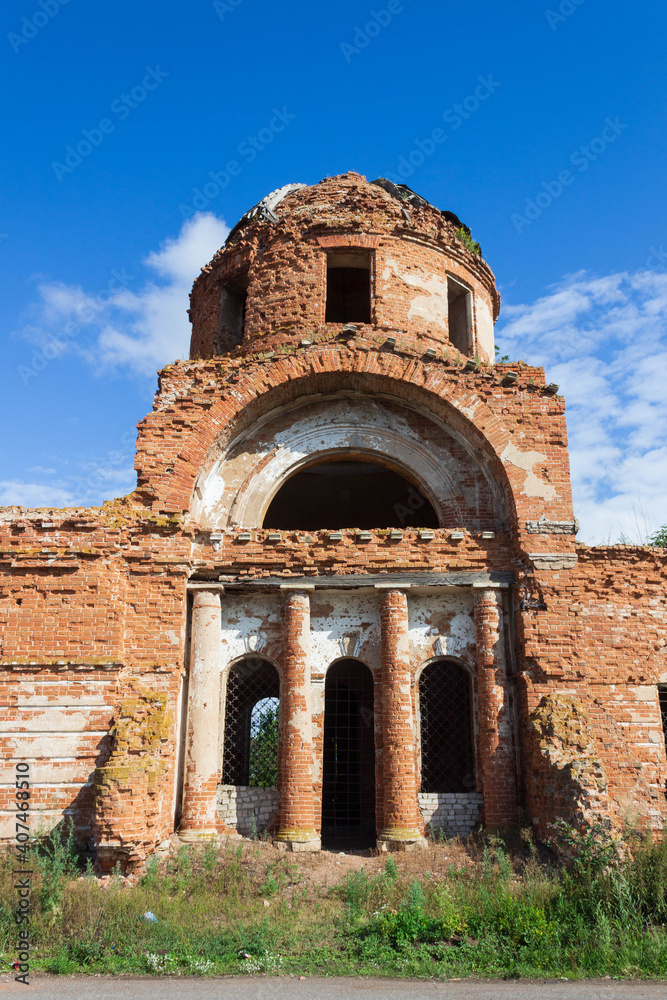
[263, 459, 439, 530]
[222, 657, 280, 787]
[419, 659, 475, 793]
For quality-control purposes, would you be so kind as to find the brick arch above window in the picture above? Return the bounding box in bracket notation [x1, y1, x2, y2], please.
[134, 346, 572, 535]
[191, 393, 501, 531]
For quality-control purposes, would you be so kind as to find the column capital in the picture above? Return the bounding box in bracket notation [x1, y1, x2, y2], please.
[191, 588, 223, 605]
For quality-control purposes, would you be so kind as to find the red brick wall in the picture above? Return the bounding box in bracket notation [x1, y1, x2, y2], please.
[518, 546, 667, 836]
[2, 174, 665, 862]
[189, 173, 499, 362]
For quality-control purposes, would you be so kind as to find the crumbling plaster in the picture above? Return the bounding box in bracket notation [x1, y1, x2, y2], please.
[217, 588, 486, 815]
[191, 393, 506, 531]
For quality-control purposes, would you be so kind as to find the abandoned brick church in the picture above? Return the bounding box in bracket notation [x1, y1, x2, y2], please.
[2, 172, 667, 870]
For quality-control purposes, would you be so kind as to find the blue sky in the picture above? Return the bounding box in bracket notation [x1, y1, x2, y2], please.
[1, 0, 666, 542]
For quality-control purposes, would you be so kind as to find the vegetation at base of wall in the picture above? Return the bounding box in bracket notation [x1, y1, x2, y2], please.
[1, 824, 667, 979]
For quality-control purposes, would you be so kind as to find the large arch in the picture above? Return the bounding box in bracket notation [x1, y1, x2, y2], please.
[191, 392, 504, 530]
[263, 457, 440, 530]
[140, 350, 529, 528]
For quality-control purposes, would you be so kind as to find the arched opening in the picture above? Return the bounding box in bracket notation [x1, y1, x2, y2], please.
[321, 659, 376, 850]
[262, 459, 439, 530]
[222, 657, 280, 787]
[419, 660, 475, 793]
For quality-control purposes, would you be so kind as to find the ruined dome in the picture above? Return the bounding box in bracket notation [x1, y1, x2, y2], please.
[189, 172, 500, 362]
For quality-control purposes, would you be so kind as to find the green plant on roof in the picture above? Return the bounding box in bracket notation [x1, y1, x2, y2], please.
[648, 525, 667, 547]
[455, 226, 482, 256]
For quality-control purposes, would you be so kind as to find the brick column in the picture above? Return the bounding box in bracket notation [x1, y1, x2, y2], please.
[180, 589, 223, 842]
[378, 587, 425, 850]
[275, 587, 320, 851]
[474, 586, 519, 828]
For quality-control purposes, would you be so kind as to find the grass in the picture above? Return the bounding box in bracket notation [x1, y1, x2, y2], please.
[1, 823, 667, 979]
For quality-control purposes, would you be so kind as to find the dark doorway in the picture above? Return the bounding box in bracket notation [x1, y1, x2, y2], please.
[321, 659, 376, 850]
[263, 460, 439, 530]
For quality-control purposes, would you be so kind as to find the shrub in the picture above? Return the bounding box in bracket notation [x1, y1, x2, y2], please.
[648, 525, 667, 547]
[368, 879, 467, 949]
[455, 226, 482, 256]
[32, 820, 81, 917]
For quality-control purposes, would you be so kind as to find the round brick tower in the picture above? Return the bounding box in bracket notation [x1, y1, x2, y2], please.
[188, 171, 500, 363]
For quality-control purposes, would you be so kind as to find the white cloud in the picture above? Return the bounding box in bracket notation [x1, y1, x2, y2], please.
[0, 481, 75, 508]
[0, 463, 138, 510]
[15, 213, 229, 377]
[496, 270, 667, 544]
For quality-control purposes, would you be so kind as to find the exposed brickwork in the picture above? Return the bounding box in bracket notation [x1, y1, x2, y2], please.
[1, 173, 666, 868]
[527, 693, 610, 840]
[189, 173, 500, 363]
[518, 546, 667, 836]
[94, 681, 173, 872]
[474, 589, 519, 827]
[275, 590, 318, 847]
[379, 589, 425, 845]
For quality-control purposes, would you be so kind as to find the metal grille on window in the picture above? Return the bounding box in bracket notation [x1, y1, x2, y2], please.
[222, 657, 280, 787]
[659, 686, 667, 756]
[419, 659, 475, 793]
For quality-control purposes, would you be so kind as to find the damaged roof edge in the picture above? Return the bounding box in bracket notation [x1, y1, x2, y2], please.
[222, 175, 480, 259]
[225, 182, 307, 244]
[370, 178, 466, 232]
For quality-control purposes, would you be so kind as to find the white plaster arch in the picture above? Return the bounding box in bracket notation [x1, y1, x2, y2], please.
[414, 653, 476, 687]
[191, 393, 505, 530]
[323, 654, 377, 675]
[232, 435, 450, 528]
[223, 651, 283, 685]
